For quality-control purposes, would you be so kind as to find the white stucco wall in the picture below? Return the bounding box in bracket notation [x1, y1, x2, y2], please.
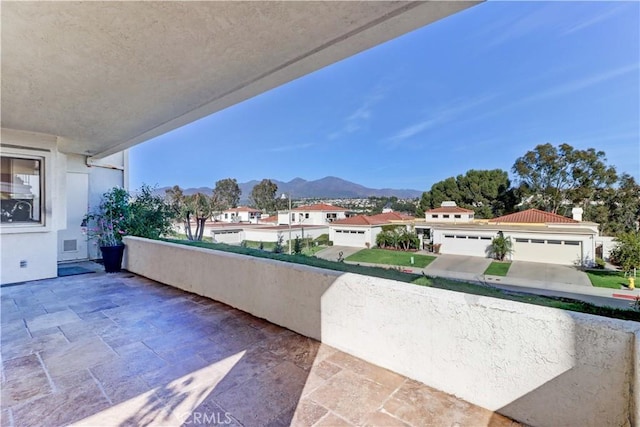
[1, 129, 60, 283]
[330, 225, 381, 248]
[125, 237, 640, 426]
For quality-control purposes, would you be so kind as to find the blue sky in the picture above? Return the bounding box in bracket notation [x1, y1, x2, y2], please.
[130, 1, 640, 193]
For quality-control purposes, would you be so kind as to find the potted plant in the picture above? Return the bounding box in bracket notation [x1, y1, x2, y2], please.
[82, 187, 130, 272]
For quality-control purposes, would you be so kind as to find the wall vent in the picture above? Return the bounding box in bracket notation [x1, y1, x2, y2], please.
[63, 239, 78, 252]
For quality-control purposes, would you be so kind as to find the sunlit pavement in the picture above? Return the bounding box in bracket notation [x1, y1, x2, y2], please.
[1, 271, 518, 426]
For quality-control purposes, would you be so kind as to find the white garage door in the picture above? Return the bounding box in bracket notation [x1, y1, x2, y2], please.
[512, 238, 582, 265]
[440, 234, 492, 257]
[333, 229, 367, 247]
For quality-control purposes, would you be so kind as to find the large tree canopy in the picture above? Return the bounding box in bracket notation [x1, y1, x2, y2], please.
[512, 143, 617, 215]
[212, 178, 241, 211]
[250, 179, 278, 213]
[419, 169, 514, 218]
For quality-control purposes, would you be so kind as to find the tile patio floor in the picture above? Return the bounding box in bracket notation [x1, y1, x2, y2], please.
[1, 270, 519, 427]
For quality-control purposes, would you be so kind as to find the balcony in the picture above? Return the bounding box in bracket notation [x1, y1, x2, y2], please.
[1, 268, 515, 426]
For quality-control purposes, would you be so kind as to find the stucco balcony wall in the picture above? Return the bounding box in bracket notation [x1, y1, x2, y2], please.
[124, 236, 640, 427]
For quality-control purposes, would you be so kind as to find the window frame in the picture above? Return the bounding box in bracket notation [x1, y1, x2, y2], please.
[1, 151, 46, 229]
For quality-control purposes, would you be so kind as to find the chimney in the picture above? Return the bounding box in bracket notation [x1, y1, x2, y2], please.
[572, 207, 583, 222]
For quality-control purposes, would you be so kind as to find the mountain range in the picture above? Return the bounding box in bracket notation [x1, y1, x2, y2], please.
[157, 176, 422, 200]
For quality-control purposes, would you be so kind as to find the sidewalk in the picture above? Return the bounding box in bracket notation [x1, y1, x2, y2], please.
[344, 260, 640, 311]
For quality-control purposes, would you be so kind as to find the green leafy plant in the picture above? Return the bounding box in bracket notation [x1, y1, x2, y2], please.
[82, 187, 130, 247]
[272, 232, 284, 254]
[488, 233, 513, 261]
[128, 184, 175, 240]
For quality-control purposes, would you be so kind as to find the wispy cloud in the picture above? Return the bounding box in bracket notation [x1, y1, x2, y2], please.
[328, 85, 386, 140]
[461, 64, 639, 125]
[521, 63, 639, 104]
[262, 142, 315, 153]
[562, 5, 624, 35]
[386, 95, 496, 145]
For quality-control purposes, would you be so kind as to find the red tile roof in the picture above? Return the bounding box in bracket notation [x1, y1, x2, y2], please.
[489, 209, 578, 224]
[292, 203, 347, 212]
[259, 216, 278, 223]
[425, 206, 474, 214]
[331, 212, 414, 226]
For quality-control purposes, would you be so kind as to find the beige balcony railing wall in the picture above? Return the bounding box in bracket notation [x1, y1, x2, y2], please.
[124, 236, 640, 427]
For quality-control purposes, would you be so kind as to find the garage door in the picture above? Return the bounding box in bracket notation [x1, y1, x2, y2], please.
[440, 234, 492, 257]
[512, 238, 582, 265]
[333, 229, 367, 247]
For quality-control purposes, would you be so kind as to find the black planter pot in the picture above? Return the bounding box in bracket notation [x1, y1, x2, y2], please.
[100, 244, 125, 273]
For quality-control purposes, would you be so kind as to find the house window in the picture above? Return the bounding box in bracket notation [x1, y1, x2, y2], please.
[531, 239, 545, 244]
[480, 236, 491, 240]
[547, 240, 562, 245]
[565, 241, 580, 246]
[454, 214, 461, 219]
[515, 238, 529, 243]
[455, 235, 467, 239]
[291, 213, 295, 221]
[305, 213, 309, 219]
[444, 234, 454, 238]
[224, 213, 228, 219]
[468, 236, 479, 239]
[1, 155, 43, 224]
[443, 214, 450, 219]
[431, 214, 439, 219]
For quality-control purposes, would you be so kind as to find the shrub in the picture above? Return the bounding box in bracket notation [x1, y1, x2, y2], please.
[128, 184, 175, 240]
[488, 234, 513, 261]
[293, 236, 302, 254]
[595, 257, 606, 269]
[314, 233, 330, 245]
[273, 232, 284, 254]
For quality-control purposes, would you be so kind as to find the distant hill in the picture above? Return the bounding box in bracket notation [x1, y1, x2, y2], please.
[157, 176, 421, 200]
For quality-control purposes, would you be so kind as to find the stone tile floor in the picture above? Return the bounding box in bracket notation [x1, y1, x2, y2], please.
[1, 271, 520, 427]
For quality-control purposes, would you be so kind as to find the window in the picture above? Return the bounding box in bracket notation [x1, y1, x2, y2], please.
[547, 240, 562, 245]
[480, 236, 491, 240]
[291, 213, 295, 221]
[443, 214, 450, 219]
[431, 214, 439, 219]
[468, 236, 479, 239]
[454, 214, 461, 219]
[531, 239, 545, 244]
[515, 238, 529, 243]
[305, 213, 309, 219]
[455, 235, 467, 239]
[565, 241, 580, 246]
[444, 234, 454, 238]
[1, 155, 43, 224]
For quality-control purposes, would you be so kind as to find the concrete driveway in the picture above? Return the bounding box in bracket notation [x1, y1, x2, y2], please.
[507, 261, 592, 286]
[426, 254, 492, 275]
[315, 245, 363, 262]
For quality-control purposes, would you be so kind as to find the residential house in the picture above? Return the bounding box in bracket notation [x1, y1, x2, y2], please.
[417, 204, 599, 266]
[278, 203, 349, 226]
[330, 212, 415, 248]
[215, 206, 262, 223]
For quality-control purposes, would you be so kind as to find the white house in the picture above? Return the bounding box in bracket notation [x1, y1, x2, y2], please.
[427, 208, 600, 266]
[424, 201, 475, 222]
[1, 2, 476, 284]
[215, 206, 262, 223]
[278, 203, 349, 226]
[330, 212, 415, 248]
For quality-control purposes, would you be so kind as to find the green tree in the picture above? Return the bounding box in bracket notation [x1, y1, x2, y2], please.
[587, 174, 640, 236]
[165, 187, 213, 241]
[293, 236, 302, 254]
[610, 232, 640, 274]
[488, 233, 513, 261]
[419, 169, 514, 218]
[273, 232, 284, 254]
[212, 178, 241, 211]
[128, 184, 175, 239]
[512, 143, 617, 214]
[250, 179, 278, 213]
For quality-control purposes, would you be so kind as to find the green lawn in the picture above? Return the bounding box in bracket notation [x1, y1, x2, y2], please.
[242, 240, 276, 251]
[587, 269, 630, 289]
[346, 249, 436, 268]
[162, 238, 640, 321]
[484, 261, 511, 276]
